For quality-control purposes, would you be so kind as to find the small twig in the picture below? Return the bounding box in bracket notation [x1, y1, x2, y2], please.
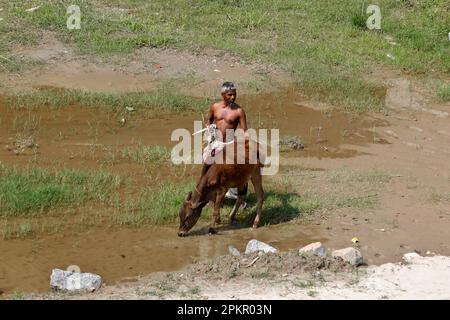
[245, 256, 259, 268]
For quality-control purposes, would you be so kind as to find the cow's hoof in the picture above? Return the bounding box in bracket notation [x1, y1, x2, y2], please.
[208, 228, 217, 235]
[177, 231, 188, 237]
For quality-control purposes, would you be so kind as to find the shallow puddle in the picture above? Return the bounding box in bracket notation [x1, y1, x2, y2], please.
[0, 222, 324, 293]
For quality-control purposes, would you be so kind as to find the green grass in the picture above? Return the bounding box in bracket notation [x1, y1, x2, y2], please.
[293, 279, 315, 289]
[1, 0, 448, 112]
[116, 180, 194, 225]
[5, 82, 208, 115]
[0, 52, 21, 72]
[271, 168, 393, 216]
[0, 164, 122, 216]
[1, 222, 34, 239]
[115, 177, 325, 227]
[238, 191, 322, 226]
[121, 145, 171, 164]
[102, 146, 171, 166]
[438, 84, 450, 102]
[0, 161, 393, 231]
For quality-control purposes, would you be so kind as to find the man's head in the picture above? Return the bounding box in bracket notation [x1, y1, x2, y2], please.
[221, 81, 237, 107]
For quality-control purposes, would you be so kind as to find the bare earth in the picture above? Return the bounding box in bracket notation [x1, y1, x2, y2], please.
[25, 252, 450, 300]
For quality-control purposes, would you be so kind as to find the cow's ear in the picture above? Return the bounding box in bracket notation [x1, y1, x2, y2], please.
[185, 192, 192, 201]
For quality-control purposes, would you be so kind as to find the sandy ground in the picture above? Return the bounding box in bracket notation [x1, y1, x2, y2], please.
[2, 31, 288, 96]
[197, 254, 450, 300]
[20, 251, 450, 300]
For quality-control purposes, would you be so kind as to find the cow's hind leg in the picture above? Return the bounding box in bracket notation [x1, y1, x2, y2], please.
[250, 169, 264, 228]
[229, 184, 247, 224]
[209, 189, 226, 234]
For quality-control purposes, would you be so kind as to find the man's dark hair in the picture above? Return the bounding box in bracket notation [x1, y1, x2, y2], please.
[221, 81, 236, 93]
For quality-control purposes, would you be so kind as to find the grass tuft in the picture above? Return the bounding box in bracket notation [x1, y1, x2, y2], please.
[0, 164, 122, 216]
[438, 85, 450, 102]
[5, 82, 208, 115]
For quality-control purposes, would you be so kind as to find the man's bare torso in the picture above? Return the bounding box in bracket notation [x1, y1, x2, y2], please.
[211, 101, 242, 141]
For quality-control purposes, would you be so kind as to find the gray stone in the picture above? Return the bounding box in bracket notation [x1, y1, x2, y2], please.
[299, 242, 327, 258]
[245, 239, 278, 255]
[228, 245, 241, 257]
[50, 269, 102, 292]
[332, 247, 364, 266]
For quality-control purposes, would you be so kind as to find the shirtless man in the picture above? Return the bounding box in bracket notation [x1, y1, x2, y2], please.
[207, 82, 247, 142]
[201, 82, 248, 199]
[202, 81, 248, 170]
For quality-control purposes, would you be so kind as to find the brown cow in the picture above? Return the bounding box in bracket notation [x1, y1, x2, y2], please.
[178, 139, 264, 236]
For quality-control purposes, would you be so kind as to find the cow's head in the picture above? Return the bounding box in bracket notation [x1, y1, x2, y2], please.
[178, 191, 208, 237]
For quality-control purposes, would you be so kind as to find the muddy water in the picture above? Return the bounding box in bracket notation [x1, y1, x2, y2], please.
[241, 89, 388, 159]
[0, 223, 324, 293]
[0, 89, 387, 168]
[0, 87, 387, 294]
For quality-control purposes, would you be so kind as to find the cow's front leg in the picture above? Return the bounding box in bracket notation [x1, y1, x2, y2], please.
[251, 171, 264, 229]
[209, 189, 226, 234]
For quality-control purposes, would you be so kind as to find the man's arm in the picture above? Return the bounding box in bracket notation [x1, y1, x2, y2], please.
[239, 108, 250, 139]
[239, 108, 248, 132]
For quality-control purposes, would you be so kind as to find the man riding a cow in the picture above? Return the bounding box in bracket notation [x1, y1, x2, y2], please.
[178, 82, 264, 236]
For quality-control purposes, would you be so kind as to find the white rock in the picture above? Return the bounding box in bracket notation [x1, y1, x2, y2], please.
[228, 245, 241, 257]
[245, 239, 278, 255]
[402, 252, 422, 264]
[50, 269, 102, 292]
[332, 247, 364, 266]
[299, 242, 327, 258]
